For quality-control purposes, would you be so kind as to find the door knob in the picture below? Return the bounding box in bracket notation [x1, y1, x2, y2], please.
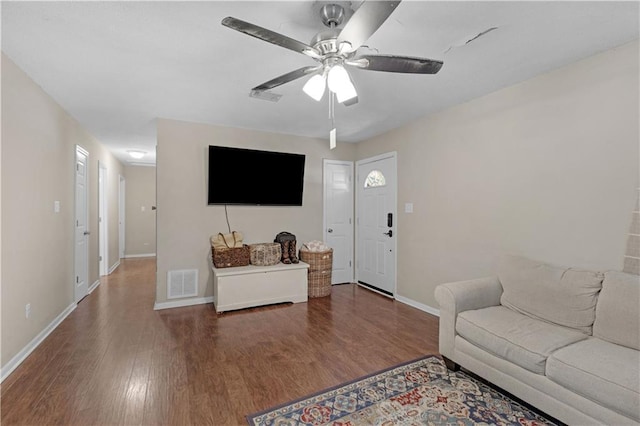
[383, 230, 393, 237]
[84, 231, 91, 235]
[327, 228, 333, 233]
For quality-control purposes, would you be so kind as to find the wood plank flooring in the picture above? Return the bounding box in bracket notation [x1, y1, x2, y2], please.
[1, 258, 440, 425]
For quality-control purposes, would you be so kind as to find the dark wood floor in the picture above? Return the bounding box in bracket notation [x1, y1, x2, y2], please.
[1, 258, 440, 425]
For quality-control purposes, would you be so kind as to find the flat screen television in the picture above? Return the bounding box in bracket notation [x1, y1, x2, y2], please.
[208, 145, 306, 206]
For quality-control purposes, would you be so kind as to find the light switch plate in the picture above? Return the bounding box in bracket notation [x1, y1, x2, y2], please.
[405, 203, 413, 213]
[54, 201, 60, 213]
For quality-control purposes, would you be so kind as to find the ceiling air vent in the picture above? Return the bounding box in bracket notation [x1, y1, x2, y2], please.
[167, 269, 198, 299]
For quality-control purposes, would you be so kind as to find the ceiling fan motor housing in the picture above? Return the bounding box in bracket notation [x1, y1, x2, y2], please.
[320, 4, 345, 27]
[311, 29, 341, 55]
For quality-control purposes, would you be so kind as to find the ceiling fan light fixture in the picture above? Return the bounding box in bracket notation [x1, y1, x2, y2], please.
[327, 64, 349, 93]
[328, 65, 357, 103]
[302, 74, 326, 101]
[336, 79, 357, 103]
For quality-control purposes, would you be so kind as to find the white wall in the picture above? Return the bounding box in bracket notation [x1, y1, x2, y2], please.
[1, 53, 124, 370]
[155, 119, 356, 306]
[356, 40, 639, 310]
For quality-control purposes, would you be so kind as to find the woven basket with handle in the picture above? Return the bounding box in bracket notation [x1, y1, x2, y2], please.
[211, 245, 250, 268]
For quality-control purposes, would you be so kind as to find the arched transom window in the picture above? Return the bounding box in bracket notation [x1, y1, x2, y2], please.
[364, 170, 386, 188]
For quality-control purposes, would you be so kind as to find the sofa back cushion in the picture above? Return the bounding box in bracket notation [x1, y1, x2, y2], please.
[498, 255, 604, 334]
[593, 271, 640, 350]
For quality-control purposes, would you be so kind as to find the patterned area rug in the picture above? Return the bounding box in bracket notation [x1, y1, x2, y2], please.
[247, 355, 558, 426]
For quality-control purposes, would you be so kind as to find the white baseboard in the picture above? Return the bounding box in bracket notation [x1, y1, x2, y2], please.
[88, 279, 100, 294]
[395, 294, 440, 317]
[1, 302, 77, 383]
[108, 260, 120, 274]
[153, 296, 214, 311]
[124, 253, 156, 258]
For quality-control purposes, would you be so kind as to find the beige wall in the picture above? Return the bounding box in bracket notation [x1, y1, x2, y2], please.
[156, 119, 356, 305]
[356, 40, 639, 310]
[124, 166, 156, 256]
[1, 53, 124, 368]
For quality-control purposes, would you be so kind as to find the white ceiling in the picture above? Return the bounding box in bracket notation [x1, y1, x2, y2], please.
[2, 1, 638, 165]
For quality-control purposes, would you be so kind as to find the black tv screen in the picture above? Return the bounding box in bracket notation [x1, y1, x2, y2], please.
[208, 145, 305, 206]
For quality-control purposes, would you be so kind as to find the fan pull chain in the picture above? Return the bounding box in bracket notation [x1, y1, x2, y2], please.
[329, 92, 337, 150]
[329, 91, 335, 126]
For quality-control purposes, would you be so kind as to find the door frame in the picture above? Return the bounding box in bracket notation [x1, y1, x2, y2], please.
[98, 162, 108, 276]
[74, 145, 90, 303]
[119, 175, 125, 259]
[355, 151, 398, 297]
[322, 159, 354, 284]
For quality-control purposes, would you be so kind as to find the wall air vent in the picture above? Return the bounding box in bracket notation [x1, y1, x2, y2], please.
[167, 269, 198, 299]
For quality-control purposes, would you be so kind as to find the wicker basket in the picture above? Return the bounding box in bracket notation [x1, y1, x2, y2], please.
[249, 243, 281, 266]
[299, 249, 333, 272]
[300, 249, 333, 297]
[308, 270, 332, 298]
[212, 245, 250, 268]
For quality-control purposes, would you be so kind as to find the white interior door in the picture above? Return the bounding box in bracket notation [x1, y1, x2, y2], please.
[356, 152, 397, 296]
[75, 146, 89, 302]
[98, 163, 108, 276]
[323, 160, 354, 284]
[119, 175, 125, 259]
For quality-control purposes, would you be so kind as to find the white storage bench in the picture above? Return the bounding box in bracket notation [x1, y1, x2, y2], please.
[211, 261, 309, 313]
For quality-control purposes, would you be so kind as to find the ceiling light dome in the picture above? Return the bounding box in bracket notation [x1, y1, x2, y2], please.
[127, 150, 146, 159]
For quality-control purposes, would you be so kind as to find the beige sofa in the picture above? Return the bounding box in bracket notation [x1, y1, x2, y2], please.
[435, 255, 640, 425]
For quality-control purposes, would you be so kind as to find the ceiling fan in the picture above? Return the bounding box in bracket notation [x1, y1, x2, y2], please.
[221, 0, 443, 106]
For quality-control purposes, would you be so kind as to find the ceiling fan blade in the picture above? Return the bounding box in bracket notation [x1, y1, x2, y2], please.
[222, 17, 321, 60]
[348, 54, 443, 74]
[336, 1, 402, 53]
[252, 66, 322, 92]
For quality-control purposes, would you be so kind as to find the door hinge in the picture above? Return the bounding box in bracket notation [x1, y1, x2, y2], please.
[99, 217, 102, 223]
[99, 255, 102, 261]
[76, 276, 79, 283]
[349, 218, 352, 224]
[349, 260, 352, 267]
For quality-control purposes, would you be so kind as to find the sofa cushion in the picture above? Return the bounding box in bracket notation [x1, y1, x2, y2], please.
[457, 306, 588, 374]
[547, 338, 640, 422]
[498, 255, 603, 334]
[593, 270, 640, 350]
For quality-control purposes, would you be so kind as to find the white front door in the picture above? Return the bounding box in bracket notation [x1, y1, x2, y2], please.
[75, 146, 89, 302]
[356, 152, 397, 296]
[323, 160, 354, 284]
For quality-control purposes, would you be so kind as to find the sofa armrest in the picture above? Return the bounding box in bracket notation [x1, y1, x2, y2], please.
[434, 276, 503, 359]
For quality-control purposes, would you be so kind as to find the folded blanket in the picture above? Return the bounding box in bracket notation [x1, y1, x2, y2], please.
[302, 240, 331, 252]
